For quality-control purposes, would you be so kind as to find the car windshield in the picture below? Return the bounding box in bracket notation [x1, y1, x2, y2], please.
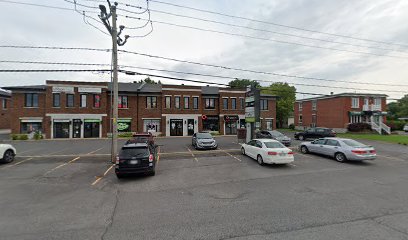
[119, 147, 149, 158]
[270, 131, 284, 137]
[264, 141, 285, 148]
[342, 139, 366, 147]
[196, 133, 213, 139]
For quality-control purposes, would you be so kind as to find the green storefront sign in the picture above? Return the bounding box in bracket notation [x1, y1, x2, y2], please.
[84, 119, 101, 123]
[118, 118, 132, 132]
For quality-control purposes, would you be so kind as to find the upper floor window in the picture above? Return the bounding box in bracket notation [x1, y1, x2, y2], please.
[260, 99, 268, 110]
[66, 94, 74, 107]
[351, 97, 359, 108]
[240, 98, 245, 109]
[193, 97, 199, 109]
[146, 96, 157, 109]
[80, 94, 87, 108]
[165, 96, 171, 109]
[205, 98, 216, 109]
[25, 93, 39, 107]
[53, 93, 60, 107]
[2, 99, 7, 109]
[312, 100, 317, 111]
[184, 96, 190, 109]
[93, 94, 101, 108]
[374, 98, 381, 106]
[118, 95, 128, 109]
[298, 102, 303, 111]
[223, 98, 228, 109]
[175, 96, 181, 109]
[231, 98, 237, 110]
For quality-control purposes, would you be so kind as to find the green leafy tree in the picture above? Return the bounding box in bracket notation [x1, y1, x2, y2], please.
[228, 78, 260, 89]
[139, 77, 161, 84]
[387, 94, 408, 120]
[261, 82, 296, 128]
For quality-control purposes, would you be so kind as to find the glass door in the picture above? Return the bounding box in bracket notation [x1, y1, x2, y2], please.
[170, 119, 183, 136]
[187, 119, 194, 136]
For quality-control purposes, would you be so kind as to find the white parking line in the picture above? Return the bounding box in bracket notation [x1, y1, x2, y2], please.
[219, 147, 242, 162]
[377, 155, 405, 162]
[186, 147, 198, 162]
[43, 157, 81, 176]
[1, 157, 33, 169]
[92, 164, 114, 186]
[86, 147, 104, 155]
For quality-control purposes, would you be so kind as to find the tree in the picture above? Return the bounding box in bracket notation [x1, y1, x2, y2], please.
[387, 94, 408, 120]
[228, 78, 260, 89]
[138, 77, 161, 84]
[261, 82, 296, 128]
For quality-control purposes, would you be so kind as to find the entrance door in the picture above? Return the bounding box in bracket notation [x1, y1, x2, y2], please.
[73, 119, 82, 138]
[170, 119, 183, 136]
[84, 122, 100, 138]
[54, 122, 70, 138]
[225, 121, 237, 135]
[187, 119, 194, 136]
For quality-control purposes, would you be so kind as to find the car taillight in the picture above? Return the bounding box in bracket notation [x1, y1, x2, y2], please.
[115, 156, 120, 164]
[288, 151, 294, 155]
[149, 154, 154, 162]
[352, 150, 367, 154]
[369, 150, 376, 154]
[268, 152, 277, 155]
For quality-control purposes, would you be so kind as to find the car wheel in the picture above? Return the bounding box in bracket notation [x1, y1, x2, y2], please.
[257, 155, 264, 165]
[2, 150, 14, 163]
[298, 135, 305, 141]
[300, 146, 309, 154]
[335, 152, 347, 162]
[241, 147, 245, 155]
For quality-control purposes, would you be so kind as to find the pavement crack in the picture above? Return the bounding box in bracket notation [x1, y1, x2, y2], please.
[373, 217, 408, 237]
[101, 189, 120, 240]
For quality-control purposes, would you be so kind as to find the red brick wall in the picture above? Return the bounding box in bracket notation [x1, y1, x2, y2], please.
[0, 97, 11, 130]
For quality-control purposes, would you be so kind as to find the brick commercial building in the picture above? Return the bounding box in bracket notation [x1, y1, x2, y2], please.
[4, 80, 278, 138]
[0, 89, 11, 130]
[294, 93, 389, 134]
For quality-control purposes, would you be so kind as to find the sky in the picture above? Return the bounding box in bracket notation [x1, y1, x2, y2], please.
[0, 0, 407, 101]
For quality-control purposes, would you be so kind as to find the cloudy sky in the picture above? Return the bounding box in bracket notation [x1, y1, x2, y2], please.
[0, 0, 407, 100]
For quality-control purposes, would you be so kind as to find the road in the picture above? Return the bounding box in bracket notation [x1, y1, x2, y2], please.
[1, 135, 408, 239]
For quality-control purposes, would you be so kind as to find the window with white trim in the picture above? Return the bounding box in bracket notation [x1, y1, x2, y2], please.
[374, 98, 381, 106]
[298, 102, 303, 111]
[351, 97, 359, 108]
[312, 101, 317, 111]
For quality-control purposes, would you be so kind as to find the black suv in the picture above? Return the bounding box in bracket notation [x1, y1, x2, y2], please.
[115, 142, 157, 178]
[294, 127, 336, 141]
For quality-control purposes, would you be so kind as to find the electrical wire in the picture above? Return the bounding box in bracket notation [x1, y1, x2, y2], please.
[118, 49, 408, 87]
[0, 69, 111, 72]
[0, 45, 110, 52]
[149, 0, 408, 49]
[0, 0, 99, 13]
[123, 15, 408, 60]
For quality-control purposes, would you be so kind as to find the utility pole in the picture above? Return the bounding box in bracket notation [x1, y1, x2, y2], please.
[99, 1, 128, 163]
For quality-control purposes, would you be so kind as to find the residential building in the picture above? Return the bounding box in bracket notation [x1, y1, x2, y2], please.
[0, 89, 11, 130]
[294, 93, 389, 134]
[4, 81, 278, 138]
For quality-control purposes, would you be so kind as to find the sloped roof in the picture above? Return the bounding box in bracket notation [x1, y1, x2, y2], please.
[108, 82, 162, 93]
[2, 85, 47, 91]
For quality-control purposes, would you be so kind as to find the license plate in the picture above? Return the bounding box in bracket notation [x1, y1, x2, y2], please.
[130, 160, 138, 164]
[279, 153, 286, 156]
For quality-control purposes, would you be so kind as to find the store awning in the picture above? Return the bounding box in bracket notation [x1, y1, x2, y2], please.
[84, 119, 101, 123]
[118, 118, 132, 123]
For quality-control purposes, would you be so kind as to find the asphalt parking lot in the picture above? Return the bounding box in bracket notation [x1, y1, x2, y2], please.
[1, 135, 408, 240]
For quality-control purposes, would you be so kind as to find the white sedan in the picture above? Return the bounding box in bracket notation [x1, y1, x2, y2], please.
[0, 144, 16, 163]
[241, 139, 294, 165]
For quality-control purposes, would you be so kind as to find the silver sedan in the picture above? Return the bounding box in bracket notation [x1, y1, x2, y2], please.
[299, 138, 376, 162]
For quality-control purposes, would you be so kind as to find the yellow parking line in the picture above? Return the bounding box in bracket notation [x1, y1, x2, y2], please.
[1, 157, 33, 169]
[43, 157, 81, 176]
[186, 147, 198, 162]
[91, 164, 114, 186]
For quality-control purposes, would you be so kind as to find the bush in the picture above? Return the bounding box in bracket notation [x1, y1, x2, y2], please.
[387, 120, 406, 131]
[347, 123, 372, 132]
[11, 134, 28, 140]
[288, 124, 295, 130]
[33, 131, 43, 140]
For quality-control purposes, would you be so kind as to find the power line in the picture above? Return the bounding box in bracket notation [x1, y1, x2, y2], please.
[118, 49, 408, 87]
[122, 6, 406, 53]
[149, 0, 408, 48]
[0, 69, 111, 72]
[123, 15, 408, 60]
[0, 0, 99, 13]
[0, 45, 110, 51]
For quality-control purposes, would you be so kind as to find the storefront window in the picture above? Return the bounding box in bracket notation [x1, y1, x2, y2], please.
[143, 119, 160, 133]
[203, 116, 219, 131]
[54, 121, 70, 138]
[118, 119, 132, 132]
[84, 120, 100, 138]
[21, 122, 42, 134]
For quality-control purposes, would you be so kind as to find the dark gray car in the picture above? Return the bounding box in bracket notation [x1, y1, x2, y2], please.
[255, 130, 291, 146]
[192, 132, 218, 150]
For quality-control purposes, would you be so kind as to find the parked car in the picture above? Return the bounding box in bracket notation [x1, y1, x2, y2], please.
[404, 124, 408, 132]
[115, 142, 157, 178]
[299, 138, 376, 162]
[192, 132, 218, 150]
[126, 132, 155, 145]
[0, 144, 16, 163]
[255, 130, 291, 146]
[241, 139, 294, 165]
[294, 127, 336, 141]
